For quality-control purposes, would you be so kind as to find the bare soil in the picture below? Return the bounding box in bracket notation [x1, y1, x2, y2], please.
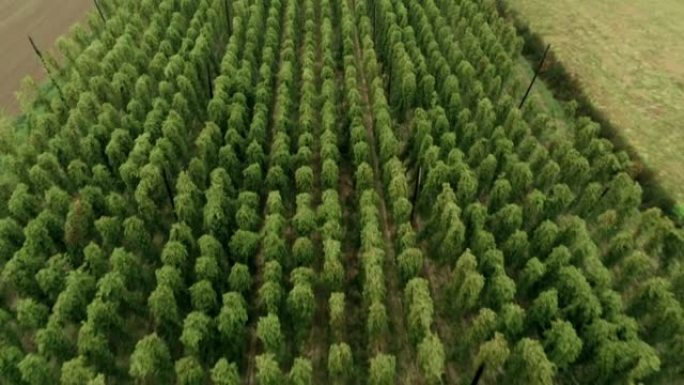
[0, 0, 92, 114]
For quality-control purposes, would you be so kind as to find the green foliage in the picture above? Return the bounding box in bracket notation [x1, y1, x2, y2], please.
[211, 359, 240, 385]
[398, 248, 424, 282]
[195, 255, 220, 283]
[289, 357, 313, 385]
[19, 353, 53, 385]
[405, 278, 434, 344]
[292, 237, 314, 266]
[321, 159, 339, 189]
[149, 284, 181, 329]
[35, 318, 70, 359]
[0, 2, 681, 383]
[228, 263, 252, 294]
[295, 166, 314, 193]
[355, 163, 374, 191]
[53, 269, 96, 323]
[180, 311, 213, 356]
[557, 266, 603, 325]
[543, 320, 582, 368]
[449, 250, 485, 315]
[328, 342, 353, 382]
[217, 292, 247, 358]
[475, 332, 510, 383]
[175, 356, 204, 385]
[506, 338, 555, 385]
[123, 216, 152, 256]
[528, 289, 559, 330]
[487, 271, 517, 309]
[293, 194, 316, 235]
[229, 230, 261, 263]
[369, 354, 396, 385]
[35, 253, 70, 301]
[287, 283, 315, 327]
[329, 292, 346, 338]
[16, 298, 49, 329]
[259, 280, 282, 314]
[256, 353, 282, 385]
[129, 333, 173, 384]
[61, 356, 96, 385]
[257, 313, 283, 355]
[323, 239, 344, 290]
[418, 333, 445, 385]
[367, 301, 388, 343]
[190, 279, 218, 312]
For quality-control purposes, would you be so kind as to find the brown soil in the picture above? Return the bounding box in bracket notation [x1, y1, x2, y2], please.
[0, 0, 92, 114]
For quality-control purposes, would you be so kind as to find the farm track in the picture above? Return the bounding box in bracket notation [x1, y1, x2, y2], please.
[308, 0, 330, 381]
[424, 256, 462, 384]
[281, 0, 304, 368]
[330, 1, 368, 382]
[347, 0, 423, 383]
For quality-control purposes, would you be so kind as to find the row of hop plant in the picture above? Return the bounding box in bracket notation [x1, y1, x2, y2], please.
[135, 0, 320, 381]
[338, 0, 405, 384]
[361, 1, 447, 383]
[212, 0, 292, 382]
[266, 3, 326, 380]
[252, 0, 299, 378]
[260, 0, 322, 380]
[248, 0, 325, 383]
[384, 0, 436, 112]
[107, 1, 235, 383]
[202, 0, 289, 383]
[310, 0, 361, 383]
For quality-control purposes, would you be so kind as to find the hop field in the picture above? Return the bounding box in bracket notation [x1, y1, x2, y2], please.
[0, 0, 683, 384]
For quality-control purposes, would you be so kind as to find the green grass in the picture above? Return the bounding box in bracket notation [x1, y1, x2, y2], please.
[508, 0, 684, 209]
[511, 56, 573, 139]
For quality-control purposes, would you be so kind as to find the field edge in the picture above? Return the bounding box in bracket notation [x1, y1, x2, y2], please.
[497, 0, 684, 224]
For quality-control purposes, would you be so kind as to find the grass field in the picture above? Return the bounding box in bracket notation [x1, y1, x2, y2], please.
[0, 0, 91, 114]
[508, 0, 684, 207]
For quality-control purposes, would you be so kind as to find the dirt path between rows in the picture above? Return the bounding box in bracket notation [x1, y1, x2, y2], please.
[308, 0, 330, 382]
[0, 0, 92, 114]
[346, 0, 423, 383]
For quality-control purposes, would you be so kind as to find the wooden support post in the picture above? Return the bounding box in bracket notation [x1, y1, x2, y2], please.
[373, 0, 377, 40]
[411, 166, 422, 223]
[470, 364, 485, 385]
[162, 167, 177, 218]
[93, 0, 107, 23]
[206, 61, 214, 99]
[28, 36, 67, 105]
[518, 44, 551, 109]
[225, 0, 232, 35]
[388, 62, 393, 102]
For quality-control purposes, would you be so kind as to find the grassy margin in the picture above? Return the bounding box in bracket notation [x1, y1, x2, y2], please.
[497, 1, 684, 224]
